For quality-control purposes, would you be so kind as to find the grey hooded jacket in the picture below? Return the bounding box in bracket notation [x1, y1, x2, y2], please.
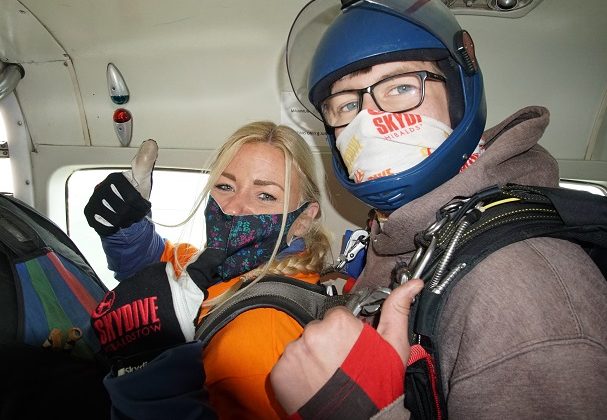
[359, 106, 607, 419]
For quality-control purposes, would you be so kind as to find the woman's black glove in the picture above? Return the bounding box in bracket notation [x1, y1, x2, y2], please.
[84, 172, 151, 237]
[84, 139, 158, 237]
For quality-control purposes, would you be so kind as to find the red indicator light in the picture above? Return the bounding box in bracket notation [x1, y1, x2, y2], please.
[113, 108, 132, 123]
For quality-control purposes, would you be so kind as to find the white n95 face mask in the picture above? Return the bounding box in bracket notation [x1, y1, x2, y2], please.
[335, 109, 453, 183]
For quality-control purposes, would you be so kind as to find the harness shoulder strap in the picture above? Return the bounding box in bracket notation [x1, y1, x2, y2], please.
[412, 184, 607, 340]
[194, 275, 350, 347]
[404, 184, 607, 420]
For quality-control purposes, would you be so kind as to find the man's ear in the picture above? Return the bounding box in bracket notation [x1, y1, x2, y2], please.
[287, 202, 320, 241]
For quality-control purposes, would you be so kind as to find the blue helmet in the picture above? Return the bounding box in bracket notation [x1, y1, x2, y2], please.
[287, 0, 487, 212]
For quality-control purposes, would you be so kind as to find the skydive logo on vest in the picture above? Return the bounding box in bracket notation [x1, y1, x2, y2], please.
[369, 109, 422, 142]
[91, 290, 162, 353]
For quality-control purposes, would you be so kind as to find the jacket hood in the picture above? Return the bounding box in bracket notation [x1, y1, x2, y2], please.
[364, 106, 558, 273]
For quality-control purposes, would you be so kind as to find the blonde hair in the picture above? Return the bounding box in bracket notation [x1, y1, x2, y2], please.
[182, 121, 332, 311]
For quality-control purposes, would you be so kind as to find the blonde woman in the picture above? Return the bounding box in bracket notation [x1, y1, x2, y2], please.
[86, 121, 332, 419]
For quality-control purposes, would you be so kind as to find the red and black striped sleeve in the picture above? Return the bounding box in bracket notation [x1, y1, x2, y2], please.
[290, 323, 405, 419]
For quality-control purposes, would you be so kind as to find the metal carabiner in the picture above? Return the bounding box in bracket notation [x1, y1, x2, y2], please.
[395, 235, 438, 286]
[411, 235, 437, 280]
[335, 229, 370, 271]
[350, 286, 392, 317]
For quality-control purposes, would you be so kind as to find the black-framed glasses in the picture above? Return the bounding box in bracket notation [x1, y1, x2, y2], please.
[320, 70, 446, 128]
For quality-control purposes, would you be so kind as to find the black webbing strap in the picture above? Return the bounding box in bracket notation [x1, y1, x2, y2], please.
[194, 275, 350, 347]
[406, 184, 607, 420]
[413, 184, 607, 340]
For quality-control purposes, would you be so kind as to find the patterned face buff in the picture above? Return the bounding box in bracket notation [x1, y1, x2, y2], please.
[336, 109, 453, 183]
[204, 196, 308, 281]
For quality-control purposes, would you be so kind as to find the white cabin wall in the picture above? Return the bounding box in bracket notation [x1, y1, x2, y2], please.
[457, 0, 607, 183]
[12, 0, 311, 150]
[1, 1, 85, 148]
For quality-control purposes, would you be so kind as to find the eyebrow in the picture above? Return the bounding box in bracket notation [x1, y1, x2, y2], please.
[220, 172, 284, 191]
[376, 64, 420, 80]
[254, 179, 284, 191]
[333, 68, 411, 94]
[339, 63, 425, 85]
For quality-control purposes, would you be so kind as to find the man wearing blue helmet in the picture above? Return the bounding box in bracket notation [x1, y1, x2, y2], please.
[271, 0, 607, 418]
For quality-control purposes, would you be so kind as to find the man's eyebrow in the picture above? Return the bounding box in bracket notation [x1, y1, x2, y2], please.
[334, 67, 421, 94]
[341, 63, 425, 82]
[254, 179, 284, 191]
[375, 65, 423, 80]
[379, 68, 408, 80]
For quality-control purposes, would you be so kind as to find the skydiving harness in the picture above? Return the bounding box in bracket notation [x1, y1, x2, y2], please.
[193, 184, 607, 419]
[398, 183, 607, 420]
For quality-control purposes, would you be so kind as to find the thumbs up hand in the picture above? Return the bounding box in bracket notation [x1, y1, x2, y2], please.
[375, 279, 424, 363]
[123, 139, 158, 200]
[84, 140, 158, 236]
[270, 279, 424, 415]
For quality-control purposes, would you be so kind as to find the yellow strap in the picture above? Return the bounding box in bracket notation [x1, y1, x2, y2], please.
[481, 197, 521, 211]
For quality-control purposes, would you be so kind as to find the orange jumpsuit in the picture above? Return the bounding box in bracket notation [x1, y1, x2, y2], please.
[160, 242, 319, 419]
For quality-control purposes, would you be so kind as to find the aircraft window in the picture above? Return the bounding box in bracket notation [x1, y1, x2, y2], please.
[559, 180, 607, 197]
[67, 168, 209, 289]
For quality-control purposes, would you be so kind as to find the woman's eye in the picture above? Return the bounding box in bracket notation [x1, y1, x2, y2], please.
[258, 192, 277, 202]
[214, 183, 233, 192]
